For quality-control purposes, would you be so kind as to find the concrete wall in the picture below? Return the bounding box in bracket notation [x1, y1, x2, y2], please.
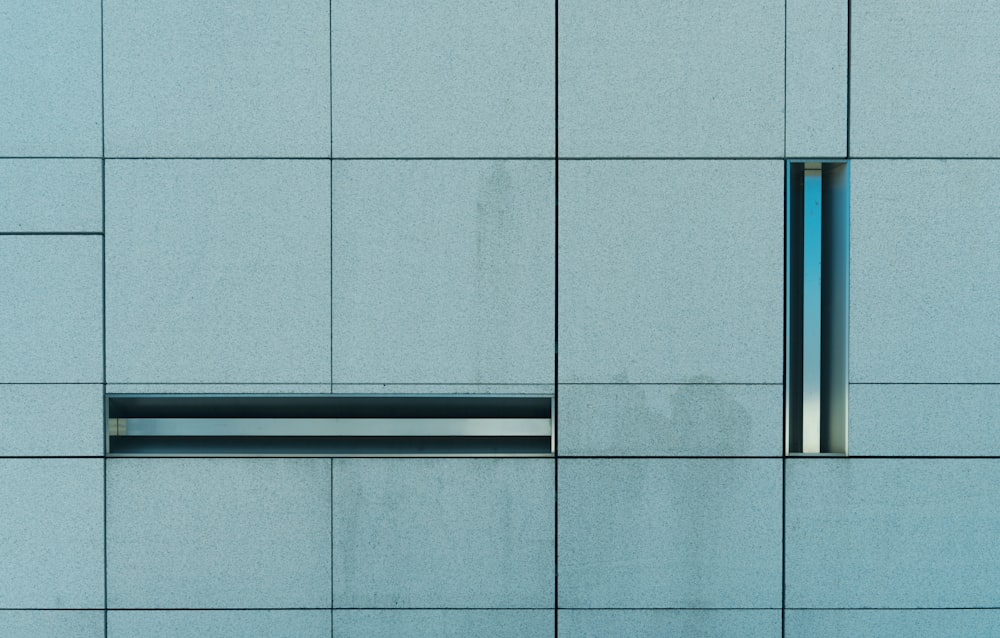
[2, 1, 998, 636]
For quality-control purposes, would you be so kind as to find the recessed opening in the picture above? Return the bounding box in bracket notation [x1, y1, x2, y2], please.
[106, 395, 553, 457]
[786, 161, 849, 455]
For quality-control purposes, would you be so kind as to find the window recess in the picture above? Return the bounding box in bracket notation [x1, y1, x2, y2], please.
[106, 395, 552, 457]
[786, 161, 849, 455]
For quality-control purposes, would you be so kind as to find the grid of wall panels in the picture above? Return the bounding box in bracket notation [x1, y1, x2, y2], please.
[3, 2, 999, 637]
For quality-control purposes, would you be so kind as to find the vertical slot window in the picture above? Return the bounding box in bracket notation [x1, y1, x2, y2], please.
[786, 161, 849, 454]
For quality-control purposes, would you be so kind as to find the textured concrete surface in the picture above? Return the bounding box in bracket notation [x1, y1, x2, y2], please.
[0, 612, 103, 638]
[7, 0, 1000, 626]
[331, 161, 554, 384]
[559, 0, 783, 156]
[0, 160, 102, 232]
[558, 610, 781, 638]
[329, 383, 554, 395]
[851, 160, 1000, 382]
[558, 459, 782, 608]
[559, 161, 783, 383]
[108, 611, 331, 638]
[331, 459, 553, 608]
[786, 459, 1000, 607]
[331, 611, 553, 638]
[852, 0, 1000, 156]
[850, 384, 1000, 456]
[557, 383, 781, 456]
[786, 610, 1000, 638]
[105, 160, 330, 384]
[785, 0, 847, 157]
[0, 384, 103, 456]
[107, 459, 331, 608]
[104, 0, 329, 157]
[331, 1, 553, 157]
[0, 460, 104, 608]
[0, 237, 103, 383]
[105, 384, 331, 395]
[0, 0, 101, 156]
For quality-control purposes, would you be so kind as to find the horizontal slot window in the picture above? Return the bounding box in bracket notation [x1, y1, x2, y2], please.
[107, 395, 552, 457]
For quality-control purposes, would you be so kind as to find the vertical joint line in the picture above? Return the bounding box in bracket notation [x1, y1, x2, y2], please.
[100, 1, 108, 631]
[781, 458, 786, 638]
[846, 0, 851, 157]
[329, 160, 334, 392]
[329, 0, 333, 160]
[553, 0, 560, 633]
[100, 0, 106, 158]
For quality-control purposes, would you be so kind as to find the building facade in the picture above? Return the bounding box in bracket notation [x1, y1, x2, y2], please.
[2, 1, 999, 636]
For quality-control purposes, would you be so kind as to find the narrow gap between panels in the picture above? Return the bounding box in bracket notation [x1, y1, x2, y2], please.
[781, 458, 787, 638]
[560, 456, 784, 460]
[782, 0, 787, 160]
[12, 155, 1000, 161]
[0, 232, 104, 236]
[102, 156, 558, 161]
[100, 0, 109, 626]
[102, 607, 562, 611]
[555, 607, 785, 611]
[557, 382, 783, 386]
[784, 607, 1000, 611]
[846, 0, 852, 157]
[553, 0, 561, 629]
[848, 382, 1000, 386]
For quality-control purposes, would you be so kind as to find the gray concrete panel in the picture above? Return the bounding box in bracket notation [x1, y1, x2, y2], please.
[0, 612, 103, 638]
[558, 610, 780, 638]
[786, 459, 1000, 607]
[331, 161, 554, 384]
[330, 383, 554, 395]
[108, 611, 331, 638]
[559, 1, 783, 156]
[785, 0, 848, 157]
[0, 384, 103, 456]
[0, 160, 102, 232]
[104, 0, 329, 157]
[851, 160, 1000, 382]
[0, 1, 101, 156]
[0, 460, 104, 608]
[850, 384, 1000, 456]
[331, 610, 553, 638]
[105, 160, 330, 384]
[852, 1, 1000, 156]
[107, 459, 331, 608]
[558, 459, 782, 608]
[0, 237, 103, 383]
[559, 161, 783, 383]
[331, 1, 554, 157]
[557, 384, 781, 456]
[106, 384, 331, 395]
[786, 610, 1000, 638]
[331, 459, 553, 608]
